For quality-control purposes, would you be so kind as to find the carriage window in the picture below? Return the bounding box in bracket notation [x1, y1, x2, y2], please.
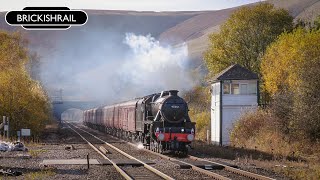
[223, 83, 230, 94]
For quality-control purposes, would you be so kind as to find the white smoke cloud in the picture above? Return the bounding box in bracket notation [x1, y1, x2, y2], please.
[40, 32, 196, 104]
[120, 33, 194, 94]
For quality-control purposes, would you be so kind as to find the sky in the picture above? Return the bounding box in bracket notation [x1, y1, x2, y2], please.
[0, 0, 263, 11]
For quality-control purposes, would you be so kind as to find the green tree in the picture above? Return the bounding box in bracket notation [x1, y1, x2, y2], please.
[204, 3, 293, 76]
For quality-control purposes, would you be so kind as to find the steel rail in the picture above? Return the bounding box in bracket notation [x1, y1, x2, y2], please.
[65, 122, 133, 180]
[80, 123, 273, 180]
[126, 141, 231, 180]
[72, 123, 174, 180]
[188, 155, 275, 180]
[127, 140, 274, 180]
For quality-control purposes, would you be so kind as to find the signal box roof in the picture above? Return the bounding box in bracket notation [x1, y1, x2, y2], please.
[213, 64, 258, 81]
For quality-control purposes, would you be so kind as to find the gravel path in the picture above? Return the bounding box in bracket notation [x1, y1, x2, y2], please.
[0, 122, 123, 180]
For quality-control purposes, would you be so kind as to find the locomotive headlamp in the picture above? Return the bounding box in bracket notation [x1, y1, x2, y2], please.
[181, 128, 185, 133]
[187, 134, 194, 141]
[157, 133, 165, 141]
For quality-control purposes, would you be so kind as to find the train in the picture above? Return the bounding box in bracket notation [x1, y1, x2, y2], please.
[83, 90, 195, 154]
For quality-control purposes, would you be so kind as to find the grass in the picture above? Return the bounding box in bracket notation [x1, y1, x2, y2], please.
[192, 140, 320, 179]
[24, 169, 56, 180]
[0, 169, 55, 180]
[191, 140, 273, 160]
[249, 158, 320, 180]
[28, 149, 48, 158]
[273, 161, 320, 180]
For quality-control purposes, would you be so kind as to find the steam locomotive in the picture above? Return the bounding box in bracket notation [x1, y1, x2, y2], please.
[83, 90, 195, 154]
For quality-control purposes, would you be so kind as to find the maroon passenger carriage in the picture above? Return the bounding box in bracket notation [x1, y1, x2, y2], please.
[83, 90, 195, 154]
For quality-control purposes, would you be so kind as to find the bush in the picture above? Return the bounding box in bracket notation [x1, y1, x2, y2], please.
[184, 85, 211, 141]
[230, 109, 295, 156]
[189, 110, 210, 141]
[230, 107, 320, 159]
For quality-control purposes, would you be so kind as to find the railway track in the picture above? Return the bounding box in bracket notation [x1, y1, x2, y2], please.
[76, 122, 276, 180]
[137, 145, 275, 180]
[188, 155, 274, 180]
[65, 121, 173, 180]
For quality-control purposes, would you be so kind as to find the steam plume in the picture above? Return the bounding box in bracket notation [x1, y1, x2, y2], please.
[40, 32, 195, 105]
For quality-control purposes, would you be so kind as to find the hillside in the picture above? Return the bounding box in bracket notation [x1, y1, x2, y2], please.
[0, 0, 319, 98]
[159, 0, 320, 67]
[0, 10, 200, 51]
[1, 1, 319, 68]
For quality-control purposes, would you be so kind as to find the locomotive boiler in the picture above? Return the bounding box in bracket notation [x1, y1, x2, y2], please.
[83, 90, 195, 154]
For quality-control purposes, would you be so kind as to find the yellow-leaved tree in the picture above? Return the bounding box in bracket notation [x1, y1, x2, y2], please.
[261, 28, 320, 141]
[0, 30, 51, 137]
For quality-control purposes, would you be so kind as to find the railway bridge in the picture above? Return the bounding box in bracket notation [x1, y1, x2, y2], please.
[50, 89, 99, 120]
[52, 101, 98, 120]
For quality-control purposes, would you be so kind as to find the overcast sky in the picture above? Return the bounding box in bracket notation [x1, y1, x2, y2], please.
[0, 0, 263, 11]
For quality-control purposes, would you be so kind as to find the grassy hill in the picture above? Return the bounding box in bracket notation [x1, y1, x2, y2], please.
[0, 10, 200, 51]
[1, 0, 319, 66]
[159, 0, 320, 68]
[0, 0, 319, 83]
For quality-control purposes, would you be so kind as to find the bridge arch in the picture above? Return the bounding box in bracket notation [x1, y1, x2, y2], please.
[61, 108, 84, 122]
[52, 101, 98, 120]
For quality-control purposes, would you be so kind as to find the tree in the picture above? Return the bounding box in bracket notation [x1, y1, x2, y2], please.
[0, 31, 28, 70]
[313, 15, 320, 30]
[261, 28, 320, 95]
[295, 15, 320, 31]
[261, 28, 320, 141]
[204, 3, 293, 76]
[184, 86, 211, 141]
[0, 30, 51, 137]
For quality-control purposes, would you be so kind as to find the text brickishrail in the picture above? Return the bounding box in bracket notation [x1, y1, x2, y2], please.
[17, 14, 76, 23]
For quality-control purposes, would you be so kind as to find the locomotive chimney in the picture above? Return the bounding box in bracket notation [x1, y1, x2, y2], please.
[169, 90, 179, 96]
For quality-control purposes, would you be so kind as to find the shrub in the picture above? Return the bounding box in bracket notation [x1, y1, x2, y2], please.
[230, 109, 296, 157]
[189, 109, 210, 141]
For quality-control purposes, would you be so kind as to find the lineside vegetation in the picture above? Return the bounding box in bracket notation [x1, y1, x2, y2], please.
[201, 3, 320, 179]
[0, 30, 51, 138]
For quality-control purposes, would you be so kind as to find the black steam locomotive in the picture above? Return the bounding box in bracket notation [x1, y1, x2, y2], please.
[84, 90, 195, 154]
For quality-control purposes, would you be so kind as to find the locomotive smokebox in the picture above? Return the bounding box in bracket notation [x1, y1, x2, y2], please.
[152, 90, 187, 123]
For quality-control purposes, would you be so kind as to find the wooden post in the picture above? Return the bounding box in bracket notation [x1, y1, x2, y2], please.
[2, 116, 5, 137]
[6, 117, 9, 139]
[87, 153, 90, 169]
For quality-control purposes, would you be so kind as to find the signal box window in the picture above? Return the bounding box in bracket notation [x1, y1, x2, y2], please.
[240, 84, 247, 94]
[231, 84, 240, 94]
[248, 83, 257, 94]
[223, 83, 230, 94]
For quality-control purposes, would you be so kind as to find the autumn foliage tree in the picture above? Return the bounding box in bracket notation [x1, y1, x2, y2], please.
[261, 28, 320, 141]
[0, 30, 50, 137]
[204, 3, 293, 76]
[184, 86, 211, 140]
